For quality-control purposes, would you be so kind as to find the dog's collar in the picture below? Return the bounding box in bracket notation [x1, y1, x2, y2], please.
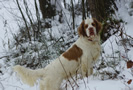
[87, 36, 93, 41]
[88, 38, 93, 41]
[88, 37, 99, 42]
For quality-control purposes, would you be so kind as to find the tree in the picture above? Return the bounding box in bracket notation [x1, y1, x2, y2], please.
[38, 0, 56, 19]
[38, 0, 64, 23]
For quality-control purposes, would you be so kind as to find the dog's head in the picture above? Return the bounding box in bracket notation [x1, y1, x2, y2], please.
[78, 18, 102, 41]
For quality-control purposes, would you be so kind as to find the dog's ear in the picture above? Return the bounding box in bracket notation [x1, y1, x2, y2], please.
[78, 20, 87, 36]
[93, 18, 102, 34]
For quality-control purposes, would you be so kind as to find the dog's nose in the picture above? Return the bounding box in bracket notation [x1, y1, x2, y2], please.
[89, 27, 93, 31]
[89, 27, 95, 35]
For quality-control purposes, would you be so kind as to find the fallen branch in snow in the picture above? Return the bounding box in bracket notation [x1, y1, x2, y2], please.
[0, 55, 11, 59]
[123, 32, 133, 40]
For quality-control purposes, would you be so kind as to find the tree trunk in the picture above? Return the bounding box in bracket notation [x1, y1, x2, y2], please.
[63, 0, 66, 9]
[71, 0, 75, 30]
[82, 0, 86, 20]
[38, 0, 56, 19]
[86, 0, 89, 17]
[88, 0, 106, 22]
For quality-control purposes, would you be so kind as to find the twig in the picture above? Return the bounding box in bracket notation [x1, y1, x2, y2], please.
[69, 72, 79, 88]
[16, 0, 31, 41]
[123, 32, 133, 40]
[58, 57, 74, 90]
[0, 55, 11, 59]
[0, 81, 5, 90]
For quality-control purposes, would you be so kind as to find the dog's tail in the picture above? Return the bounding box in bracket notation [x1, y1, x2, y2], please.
[13, 65, 44, 86]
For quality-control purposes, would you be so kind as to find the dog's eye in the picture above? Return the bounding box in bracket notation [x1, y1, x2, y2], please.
[85, 24, 88, 28]
[92, 23, 95, 26]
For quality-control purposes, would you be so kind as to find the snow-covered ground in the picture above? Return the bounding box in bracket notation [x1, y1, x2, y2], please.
[0, 0, 133, 90]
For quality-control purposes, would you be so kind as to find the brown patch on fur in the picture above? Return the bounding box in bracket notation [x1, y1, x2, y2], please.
[78, 21, 87, 37]
[85, 24, 88, 29]
[63, 44, 83, 61]
[93, 18, 102, 34]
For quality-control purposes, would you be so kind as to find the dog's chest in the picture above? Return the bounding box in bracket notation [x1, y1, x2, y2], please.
[81, 42, 101, 61]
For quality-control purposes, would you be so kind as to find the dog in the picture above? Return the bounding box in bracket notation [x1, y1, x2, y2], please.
[13, 18, 102, 90]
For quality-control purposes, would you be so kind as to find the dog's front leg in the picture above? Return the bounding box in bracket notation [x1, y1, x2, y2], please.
[80, 63, 93, 77]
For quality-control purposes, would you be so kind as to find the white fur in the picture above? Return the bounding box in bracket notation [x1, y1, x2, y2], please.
[13, 18, 101, 90]
[85, 18, 97, 38]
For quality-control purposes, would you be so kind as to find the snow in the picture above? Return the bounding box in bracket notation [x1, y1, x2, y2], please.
[0, 0, 133, 90]
[80, 80, 125, 90]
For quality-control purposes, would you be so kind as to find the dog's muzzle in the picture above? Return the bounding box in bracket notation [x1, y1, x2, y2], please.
[89, 27, 95, 36]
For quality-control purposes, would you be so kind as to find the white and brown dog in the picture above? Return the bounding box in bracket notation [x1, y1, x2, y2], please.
[13, 18, 102, 90]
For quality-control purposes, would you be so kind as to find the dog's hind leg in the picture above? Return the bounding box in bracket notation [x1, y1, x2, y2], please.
[40, 77, 63, 90]
[39, 80, 45, 90]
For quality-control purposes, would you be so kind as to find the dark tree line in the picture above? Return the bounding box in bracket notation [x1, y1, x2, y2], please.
[38, 0, 120, 43]
[88, 0, 119, 42]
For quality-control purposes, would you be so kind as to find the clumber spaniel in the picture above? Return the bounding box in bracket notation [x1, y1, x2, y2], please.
[14, 18, 102, 90]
